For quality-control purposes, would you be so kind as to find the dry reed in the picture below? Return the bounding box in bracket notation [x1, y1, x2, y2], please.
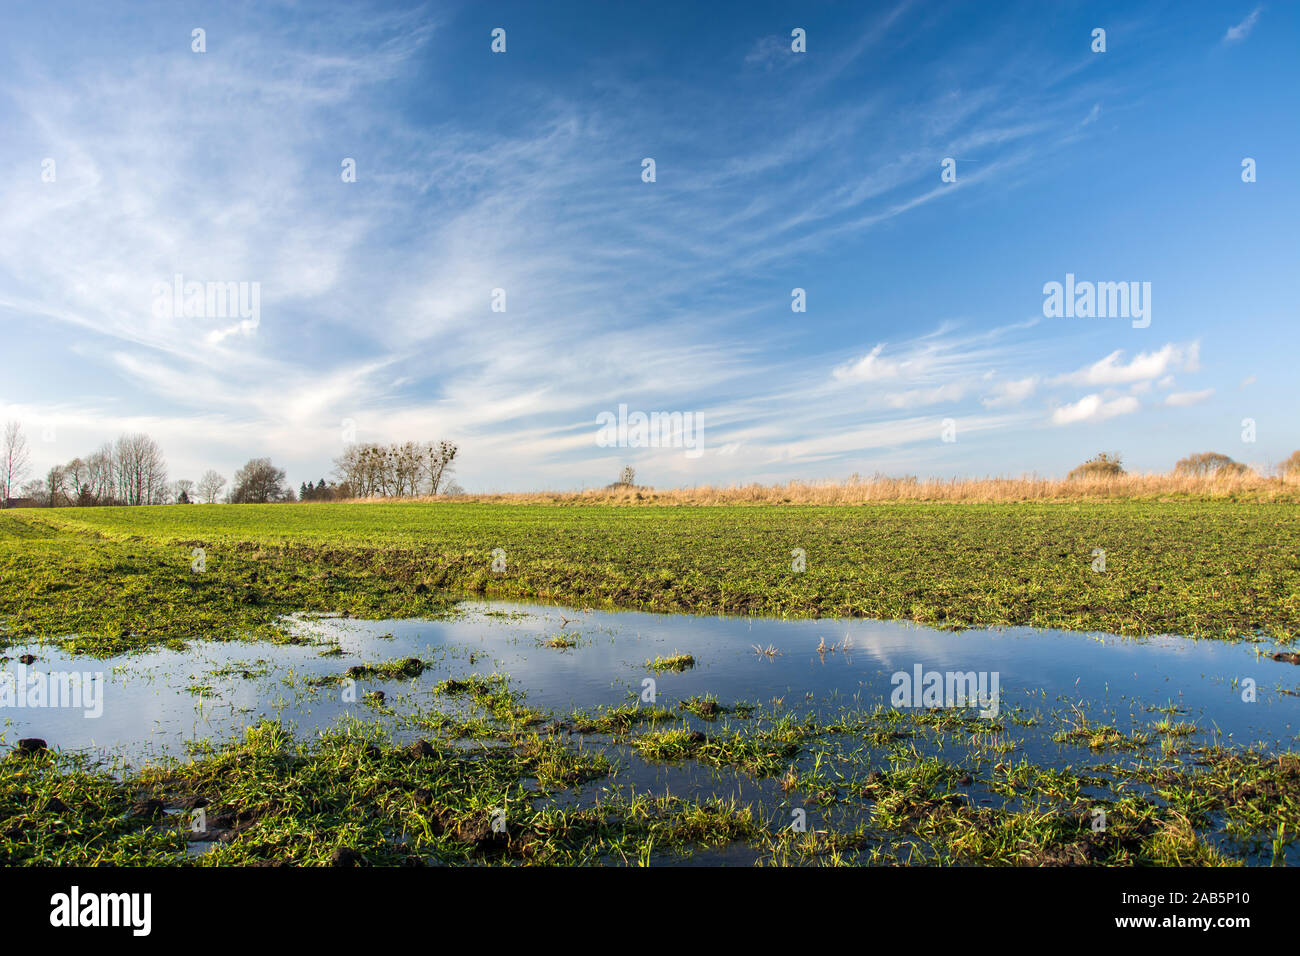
[343, 471, 1300, 506]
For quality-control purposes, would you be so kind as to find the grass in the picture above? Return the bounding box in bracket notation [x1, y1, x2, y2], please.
[538, 633, 582, 649]
[631, 725, 801, 777]
[3, 498, 1300, 655]
[307, 656, 430, 685]
[646, 653, 695, 673]
[0, 715, 758, 865]
[3, 497, 1299, 866]
[1053, 719, 1153, 752]
[8, 691, 1297, 866]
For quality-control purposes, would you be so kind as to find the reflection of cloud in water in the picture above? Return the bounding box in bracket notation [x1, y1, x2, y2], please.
[3, 600, 1296, 764]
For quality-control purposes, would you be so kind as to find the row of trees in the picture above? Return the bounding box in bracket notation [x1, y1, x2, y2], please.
[3, 427, 171, 506]
[2, 422, 463, 507]
[1067, 450, 1298, 480]
[332, 441, 458, 498]
[300, 479, 344, 501]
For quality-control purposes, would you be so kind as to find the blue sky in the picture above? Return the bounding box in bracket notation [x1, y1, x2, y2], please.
[1, 0, 1296, 491]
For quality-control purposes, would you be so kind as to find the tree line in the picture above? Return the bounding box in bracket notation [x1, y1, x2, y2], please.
[331, 441, 458, 498]
[0, 422, 460, 508]
[1067, 449, 1299, 480]
[2, 426, 170, 506]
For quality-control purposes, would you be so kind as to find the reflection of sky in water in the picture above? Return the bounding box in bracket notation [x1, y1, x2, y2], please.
[2, 599, 1298, 765]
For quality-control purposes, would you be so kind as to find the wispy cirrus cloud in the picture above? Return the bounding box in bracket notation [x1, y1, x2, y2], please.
[0, 2, 1109, 487]
[4, 1, 1273, 487]
[1165, 388, 1215, 407]
[981, 376, 1039, 408]
[1223, 6, 1263, 44]
[833, 344, 911, 382]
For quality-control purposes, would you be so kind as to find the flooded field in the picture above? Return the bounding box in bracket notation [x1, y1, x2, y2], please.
[5, 600, 1299, 866]
[5, 599, 1300, 760]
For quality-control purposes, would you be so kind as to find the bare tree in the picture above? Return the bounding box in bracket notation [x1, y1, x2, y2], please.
[1067, 452, 1125, 480]
[196, 470, 227, 504]
[173, 479, 195, 504]
[1282, 450, 1300, 479]
[63, 457, 92, 505]
[1174, 451, 1249, 478]
[332, 439, 458, 499]
[230, 458, 289, 503]
[333, 444, 366, 496]
[2, 421, 32, 507]
[113, 433, 168, 505]
[424, 440, 457, 494]
[334, 442, 388, 498]
[43, 465, 67, 507]
[392, 441, 424, 497]
[86, 443, 116, 503]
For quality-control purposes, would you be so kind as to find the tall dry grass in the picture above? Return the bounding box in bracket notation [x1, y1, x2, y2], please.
[371, 471, 1300, 506]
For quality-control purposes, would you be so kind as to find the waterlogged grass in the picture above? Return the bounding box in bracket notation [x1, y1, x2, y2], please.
[1052, 720, 1154, 752]
[6, 689, 1299, 866]
[1, 722, 611, 866]
[2, 499, 1299, 654]
[0, 676, 764, 866]
[538, 633, 582, 650]
[307, 657, 431, 686]
[631, 726, 801, 777]
[646, 653, 695, 673]
[1142, 749, 1300, 849]
[0, 510, 459, 654]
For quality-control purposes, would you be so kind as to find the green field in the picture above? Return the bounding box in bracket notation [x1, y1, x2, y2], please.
[4, 499, 1300, 867]
[2, 500, 1298, 654]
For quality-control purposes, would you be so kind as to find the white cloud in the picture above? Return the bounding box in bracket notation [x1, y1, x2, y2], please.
[1055, 343, 1197, 386]
[0, 4, 1144, 489]
[833, 344, 908, 382]
[744, 34, 802, 71]
[981, 376, 1038, 407]
[1051, 394, 1140, 426]
[1224, 7, 1263, 43]
[883, 384, 966, 409]
[1165, 388, 1215, 407]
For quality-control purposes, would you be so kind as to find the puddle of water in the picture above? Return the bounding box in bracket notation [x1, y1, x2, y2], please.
[3, 599, 1297, 764]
